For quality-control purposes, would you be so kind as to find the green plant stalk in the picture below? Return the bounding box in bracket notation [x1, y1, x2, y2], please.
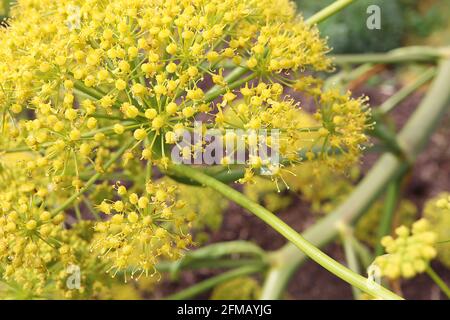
[377, 67, 436, 115]
[204, 73, 257, 103]
[50, 139, 133, 216]
[157, 259, 266, 273]
[169, 164, 402, 300]
[370, 122, 406, 158]
[340, 227, 362, 299]
[426, 267, 450, 299]
[167, 240, 268, 278]
[333, 46, 447, 65]
[325, 63, 374, 90]
[166, 265, 264, 300]
[74, 80, 105, 100]
[305, 0, 357, 26]
[261, 154, 408, 299]
[350, 236, 373, 270]
[179, 240, 267, 262]
[396, 63, 450, 160]
[375, 179, 401, 256]
[260, 58, 450, 299]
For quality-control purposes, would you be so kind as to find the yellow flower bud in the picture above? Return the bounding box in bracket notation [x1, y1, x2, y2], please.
[133, 128, 147, 141]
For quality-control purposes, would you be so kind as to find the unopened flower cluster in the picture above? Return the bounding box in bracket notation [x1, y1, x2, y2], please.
[374, 219, 437, 279]
[423, 192, 450, 267]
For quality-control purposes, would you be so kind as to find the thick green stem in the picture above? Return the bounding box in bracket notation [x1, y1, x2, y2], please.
[167, 240, 268, 278]
[333, 46, 448, 65]
[166, 265, 263, 300]
[306, 0, 357, 26]
[370, 121, 406, 158]
[261, 154, 408, 299]
[372, 68, 433, 154]
[339, 226, 362, 299]
[169, 164, 402, 300]
[426, 267, 450, 299]
[375, 179, 401, 256]
[350, 236, 373, 270]
[157, 259, 266, 274]
[377, 67, 436, 115]
[261, 58, 450, 299]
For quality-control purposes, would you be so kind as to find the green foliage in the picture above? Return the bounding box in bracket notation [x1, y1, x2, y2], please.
[400, 0, 444, 38]
[211, 277, 261, 300]
[296, 0, 404, 53]
[0, 0, 14, 20]
[295, 0, 445, 53]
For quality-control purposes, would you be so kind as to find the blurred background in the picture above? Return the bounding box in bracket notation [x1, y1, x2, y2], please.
[296, 0, 449, 53]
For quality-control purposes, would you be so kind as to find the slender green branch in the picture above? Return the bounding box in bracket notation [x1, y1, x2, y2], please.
[261, 157, 407, 299]
[333, 46, 447, 65]
[306, 0, 357, 26]
[180, 240, 267, 261]
[377, 67, 436, 115]
[50, 139, 133, 216]
[426, 267, 450, 299]
[166, 265, 264, 300]
[375, 178, 401, 256]
[350, 236, 373, 270]
[0, 142, 53, 154]
[325, 63, 375, 90]
[167, 240, 268, 278]
[370, 121, 407, 158]
[397, 63, 450, 161]
[339, 225, 362, 299]
[168, 164, 402, 300]
[260, 58, 450, 299]
[204, 73, 257, 103]
[223, 66, 249, 84]
[157, 259, 266, 274]
[74, 80, 106, 100]
[82, 196, 100, 221]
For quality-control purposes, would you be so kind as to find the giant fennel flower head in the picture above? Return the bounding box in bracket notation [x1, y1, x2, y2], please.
[0, 0, 370, 298]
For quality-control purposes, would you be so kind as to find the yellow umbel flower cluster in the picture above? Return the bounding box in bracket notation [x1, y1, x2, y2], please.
[211, 276, 261, 300]
[424, 192, 450, 267]
[0, 0, 371, 298]
[0, 157, 63, 290]
[0, 0, 368, 185]
[0, 155, 116, 299]
[374, 219, 437, 279]
[92, 182, 194, 280]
